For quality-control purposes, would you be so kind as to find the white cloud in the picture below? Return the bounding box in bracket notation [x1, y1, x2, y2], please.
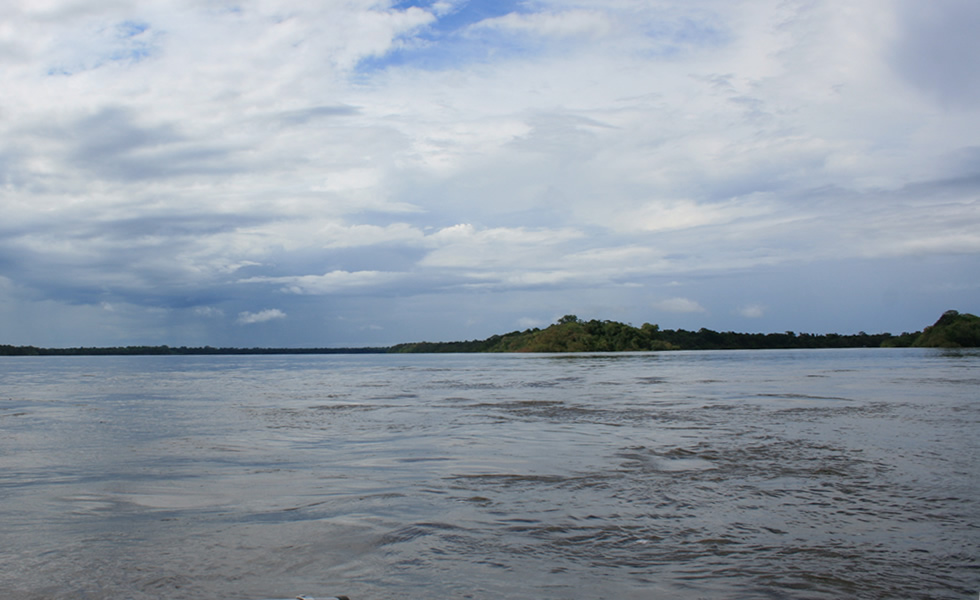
[738, 304, 766, 319]
[653, 297, 706, 313]
[611, 198, 773, 234]
[317, 223, 425, 249]
[237, 308, 286, 324]
[195, 306, 225, 318]
[429, 2, 460, 17]
[241, 270, 402, 295]
[0, 0, 977, 346]
[471, 10, 614, 38]
[313, 168, 383, 192]
[419, 224, 584, 270]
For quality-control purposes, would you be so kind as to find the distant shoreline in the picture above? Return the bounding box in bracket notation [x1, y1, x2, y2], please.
[3, 310, 976, 356]
[0, 345, 391, 356]
[0, 346, 960, 357]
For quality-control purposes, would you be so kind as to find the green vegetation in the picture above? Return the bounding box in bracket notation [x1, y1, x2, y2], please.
[391, 311, 978, 353]
[389, 314, 902, 353]
[389, 317, 674, 353]
[910, 310, 980, 348]
[0, 345, 388, 356]
[2, 311, 976, 356]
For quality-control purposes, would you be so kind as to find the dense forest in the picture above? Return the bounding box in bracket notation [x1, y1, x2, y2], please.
[908, 309, 980, 348]
[391, 315, 904, 353]
[2, 310, 977, 356]
[391, 310, 979, 353]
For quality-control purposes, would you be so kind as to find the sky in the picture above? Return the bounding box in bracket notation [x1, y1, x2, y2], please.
[1, 0, 978, 348]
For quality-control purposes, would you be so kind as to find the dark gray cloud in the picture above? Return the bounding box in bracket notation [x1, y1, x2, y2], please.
[0, 211, 265, 307]
[892, 0, 980, 108]
[59, 107, 241, 180]
[275, 105, 361, 125]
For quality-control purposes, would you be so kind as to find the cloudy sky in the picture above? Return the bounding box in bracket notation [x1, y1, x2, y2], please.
[1, 0, 978, 348]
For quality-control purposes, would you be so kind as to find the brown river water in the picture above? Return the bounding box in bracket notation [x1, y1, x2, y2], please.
[0, 348, 977, 599]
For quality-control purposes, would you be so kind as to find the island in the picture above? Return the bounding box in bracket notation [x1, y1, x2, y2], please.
[390, 310, 979, 353]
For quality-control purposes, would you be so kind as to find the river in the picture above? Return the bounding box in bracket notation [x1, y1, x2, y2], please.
[0, 348, 977, 599]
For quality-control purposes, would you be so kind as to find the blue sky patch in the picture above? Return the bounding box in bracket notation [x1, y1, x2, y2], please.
[641, 13, 731, 58]
[111, 20, 154, 64]
[117, 20, 150, 38]
[359, 0, 532, 73]
[46, 19, 155, 75]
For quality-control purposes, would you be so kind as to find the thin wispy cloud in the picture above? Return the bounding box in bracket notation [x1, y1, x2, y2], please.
[0, 0, 977, 347]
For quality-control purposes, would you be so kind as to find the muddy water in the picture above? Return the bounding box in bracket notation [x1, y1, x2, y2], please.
[0, 348, 977, 599]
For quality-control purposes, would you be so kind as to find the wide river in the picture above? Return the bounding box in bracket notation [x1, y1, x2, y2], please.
[0, 348, 977, 599]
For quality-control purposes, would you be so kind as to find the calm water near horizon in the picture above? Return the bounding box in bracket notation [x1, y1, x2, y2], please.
[0, 348, 977, 599]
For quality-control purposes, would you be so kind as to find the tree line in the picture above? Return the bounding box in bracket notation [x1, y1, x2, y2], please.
[2, 310, 976, 356]
[0, 345, 388, 356]
[392, 317, 896, 353]
[389, 310, 978, 353]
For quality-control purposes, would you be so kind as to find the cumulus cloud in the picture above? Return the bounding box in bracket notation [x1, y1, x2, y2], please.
[738, 304, 766, 319]
[195, 306, 225, 318]
[317, 223, 425, 249]
[653, 298, 706, 314]
[420, 224, 584, 270]
[237, 309, 286, 325]
[242, 271, 402, 295]
[471, 10, 614, 38]
[0, 0, 977, 346]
